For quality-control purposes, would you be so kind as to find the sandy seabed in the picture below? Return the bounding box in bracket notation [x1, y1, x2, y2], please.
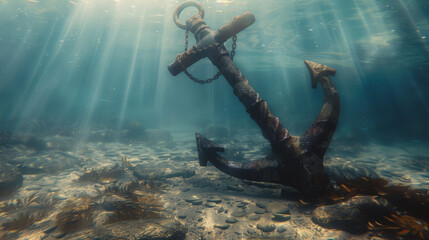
[0, 129, 427, 240]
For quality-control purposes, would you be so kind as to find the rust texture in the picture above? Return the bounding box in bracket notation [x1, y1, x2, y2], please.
[169, 4, 340, 197]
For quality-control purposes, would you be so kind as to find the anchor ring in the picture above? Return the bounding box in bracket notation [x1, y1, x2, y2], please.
[173, 1, 204, 30]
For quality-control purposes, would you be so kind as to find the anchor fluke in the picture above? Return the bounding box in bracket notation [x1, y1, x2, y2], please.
[304, 60, 336, 89]
[195, 133, 225, 166]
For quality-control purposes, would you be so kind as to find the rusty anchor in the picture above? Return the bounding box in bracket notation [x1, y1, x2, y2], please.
[168, 1, 340, 197]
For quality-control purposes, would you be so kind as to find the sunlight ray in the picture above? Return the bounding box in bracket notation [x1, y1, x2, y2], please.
[118, 15, 145, 130]
[13, 3, 92, 132]
[77, 2, 123, 144]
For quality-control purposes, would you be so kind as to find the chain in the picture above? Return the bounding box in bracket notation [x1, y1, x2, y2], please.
[183, 30, 237, 84]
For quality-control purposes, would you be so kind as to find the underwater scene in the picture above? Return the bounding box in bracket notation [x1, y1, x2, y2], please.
[0, 0, 428, 239]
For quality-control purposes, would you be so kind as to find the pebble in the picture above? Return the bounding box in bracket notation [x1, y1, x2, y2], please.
[247, 214, 260, 220]
[266, 202, 290, 214]
[257, 223, 276, 232]
[256, 202, 266, 208]
[231, 208, 246, 217]
[214, 223, 230, 230]
[226, 185, 244, 192]
[225, 217, 238, 223]
[185, 195, 201, 205]
[204, 201, 216, 207]
[178, 215, 187, 219]
[207, 198, 222, 204]
[191, 199, 203, 205]
[272, 213, 291, 222]
[217, 207, 225, 213]
[277, 225, 288, 233]
[254, 209, 265, 214]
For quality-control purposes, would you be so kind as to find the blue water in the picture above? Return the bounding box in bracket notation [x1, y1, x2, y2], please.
[0, 0, 428, 141]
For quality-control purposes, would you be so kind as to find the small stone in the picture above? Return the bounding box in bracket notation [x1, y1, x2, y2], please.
[272, 213, 291, 222]
[277, 225, 288, 233]
[227, 185, 244, 192]
[316, 226, 322, 232]
[248, 214, 260, 220]
[231, 208, 246, 217]
[254, 209, 265, 214]
[266, 202, 290, 214]
[192, 199, 203, 205]
[178, 215, 187, 219]
[256, 202, 266, 209]
[257, 223, 276, 232]
[225, 217, 238, 223]
[217, 207, 225, 213]
[198, 217, 203, 222]
[205, 202, 216, 208]
[185, 195, 200, 203]
[207, 198, 222, 204]
[214, 223, 230, 230]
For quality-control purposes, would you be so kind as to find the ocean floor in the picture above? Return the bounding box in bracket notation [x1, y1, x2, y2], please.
[0, 128, 428, 240]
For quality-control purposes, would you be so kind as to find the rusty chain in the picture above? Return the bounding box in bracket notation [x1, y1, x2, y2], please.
[183, 30, 237, 84]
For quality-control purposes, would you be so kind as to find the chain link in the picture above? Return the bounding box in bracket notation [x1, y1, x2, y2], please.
[183, 30, 237, 84]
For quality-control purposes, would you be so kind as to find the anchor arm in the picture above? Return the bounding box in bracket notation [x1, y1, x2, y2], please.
[300, 60, 340, 158]
[196, 133, 281, 183]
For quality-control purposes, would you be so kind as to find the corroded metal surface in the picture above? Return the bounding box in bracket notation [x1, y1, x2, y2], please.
[169, 2, 341, 197]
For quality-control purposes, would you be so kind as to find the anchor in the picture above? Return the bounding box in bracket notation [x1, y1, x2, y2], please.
[168, 1, 340, 197]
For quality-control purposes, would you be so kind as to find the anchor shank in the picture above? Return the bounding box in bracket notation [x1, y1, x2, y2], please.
[206, 45, 290, 147]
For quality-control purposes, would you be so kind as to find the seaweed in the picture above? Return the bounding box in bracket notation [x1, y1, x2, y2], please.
[104, 179, 165, 200]
[55, 197, 97, 232]
[1, 209, 48, 231]
[102, 180, 164, 224]
[77, 156, 131, 183]
[105, 194, 162, 224]
[368, 214, 429, 240]
[77, 164, 125, 183]
[0, 192, 57, 213]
